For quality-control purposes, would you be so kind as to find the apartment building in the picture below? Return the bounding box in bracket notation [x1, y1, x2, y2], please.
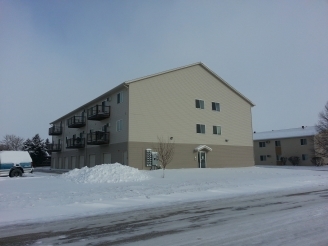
[253, 126, 318, 166]
[48, 62, 255, 170]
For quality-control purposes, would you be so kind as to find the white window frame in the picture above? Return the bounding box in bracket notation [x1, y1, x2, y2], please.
[196, 124, 206, 134]
[195, 99, 205, 109]
[116, 119, 123, 132]
[259, 142, 266, 148]
[117, 91, 123, 104]
[212, 102, 220, 111]
[275, 140, 281, 147]
[213, 125, 222, 135]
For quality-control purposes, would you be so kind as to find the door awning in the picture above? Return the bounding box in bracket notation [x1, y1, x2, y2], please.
[194, 145, 212, 152]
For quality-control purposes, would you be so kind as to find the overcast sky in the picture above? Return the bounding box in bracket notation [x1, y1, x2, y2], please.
[0, 0, 327, 141]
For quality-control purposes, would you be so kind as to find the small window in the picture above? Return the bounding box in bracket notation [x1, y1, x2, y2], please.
[300, 139, 307, 145]
[302, 154, 308, 160]
[195, 99, 204, 109]
[117, 92, 123, 104]
[259, 142, 266, 148]
[213, 126, 221, 135]
[212, 102, 220, 111]
[116, 119, 123, 132]
[260, 155, 267, 161]
[276, 155, 281, 161]
[275, 140, 281, 147]
[196, 124, 205, 134]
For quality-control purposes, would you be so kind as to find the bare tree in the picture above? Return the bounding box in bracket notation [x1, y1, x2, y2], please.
[314, 101, 328, 158]
[0, 134, 25, 150]
[311, 157, 324, 166]
[0, 144, 9, 151]
[156, 136, 175, 178]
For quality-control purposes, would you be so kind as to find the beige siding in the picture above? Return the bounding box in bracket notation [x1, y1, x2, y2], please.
[51, 142, 128, 169]
[254, 136, 315, 166]
[128, 141, 254, 169]
[50, 64, 254, 170]
[128, 65, 253, 147]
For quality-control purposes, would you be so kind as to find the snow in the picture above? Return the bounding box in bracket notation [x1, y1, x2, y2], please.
[61, 163, 151, 183]
[253, 126, 317, 140]
[0, 163, 328, 227]
[0, 151, 32, 164]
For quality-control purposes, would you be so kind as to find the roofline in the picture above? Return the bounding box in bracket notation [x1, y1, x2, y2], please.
[253, 126, 317, 140]
[50, 62, 255, 124]
[125, 62, 255, 107]
[253, 133, 316, 141]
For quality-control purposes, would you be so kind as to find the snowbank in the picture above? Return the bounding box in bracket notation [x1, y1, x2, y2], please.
[61, 163, 151, 183]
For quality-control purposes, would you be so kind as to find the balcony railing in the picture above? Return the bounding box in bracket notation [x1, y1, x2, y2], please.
[87, 131, 109, 145]
[49, 125, 62, 135]
[87, 105, 110, 121]
[67, 116, 86, 128]
[46, 143, 61, 152]
[66, 137, 85, 149]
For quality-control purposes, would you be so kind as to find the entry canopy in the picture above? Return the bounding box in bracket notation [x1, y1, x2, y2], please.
[194, 145, 212, 152]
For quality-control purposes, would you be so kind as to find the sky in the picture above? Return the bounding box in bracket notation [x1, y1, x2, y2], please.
[0, 0, 327, 141]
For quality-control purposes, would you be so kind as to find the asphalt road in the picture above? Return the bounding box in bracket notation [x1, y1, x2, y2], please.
[0, 186, 328, 246]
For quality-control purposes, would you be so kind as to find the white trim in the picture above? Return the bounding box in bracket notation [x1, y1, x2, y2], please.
[194, 145, 212, 152]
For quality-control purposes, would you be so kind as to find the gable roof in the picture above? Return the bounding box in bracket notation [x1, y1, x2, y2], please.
[51, 62, 254, 124]
[125, 62, 255, 107]
[253, 126, 317, 141]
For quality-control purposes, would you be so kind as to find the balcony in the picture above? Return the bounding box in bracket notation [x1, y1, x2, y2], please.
[67, 116, 86, 128]
[66, 137, 85, 149]
[87, 131, 109, 145]
[46, 143, 61, 152]
[49, 125, 62, 135]
[87, 105, 110, 121]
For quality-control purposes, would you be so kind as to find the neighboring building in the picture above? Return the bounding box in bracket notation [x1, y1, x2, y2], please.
[253, 126, 318, 166]
[48, 62, 255, 170]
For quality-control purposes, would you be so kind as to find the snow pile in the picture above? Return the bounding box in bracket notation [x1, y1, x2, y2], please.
[61, 163, 151, 183]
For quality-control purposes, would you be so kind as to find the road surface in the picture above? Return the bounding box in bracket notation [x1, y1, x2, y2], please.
[0, 186, 328, 246]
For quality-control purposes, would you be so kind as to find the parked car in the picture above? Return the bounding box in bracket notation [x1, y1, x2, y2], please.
[0, 151, 34, 177]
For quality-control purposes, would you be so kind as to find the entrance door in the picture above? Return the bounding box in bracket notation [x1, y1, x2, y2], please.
[198, 151, 206, 168]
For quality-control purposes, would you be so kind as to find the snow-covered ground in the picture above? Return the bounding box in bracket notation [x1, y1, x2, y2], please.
[1, 163, 328, 226]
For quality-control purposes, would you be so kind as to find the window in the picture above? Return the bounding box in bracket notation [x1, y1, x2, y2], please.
[276, 155, 281, 161]
[275, 140, 281, 147]
[212, 102, 220, 111]
[117, 91, 123, 104]
[259, 142, 266, 148]
[213, 126, 222, 135]
[260, 155, 267, 161]
[195, 99, 204, 109]
[196, 124, 205, 134]
[302, 154, 308, 160]
[300, 139, 307, 145]
[116, 119, 123, 132]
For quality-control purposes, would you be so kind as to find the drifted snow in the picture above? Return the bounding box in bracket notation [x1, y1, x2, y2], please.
[61, 163, 151, 183]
